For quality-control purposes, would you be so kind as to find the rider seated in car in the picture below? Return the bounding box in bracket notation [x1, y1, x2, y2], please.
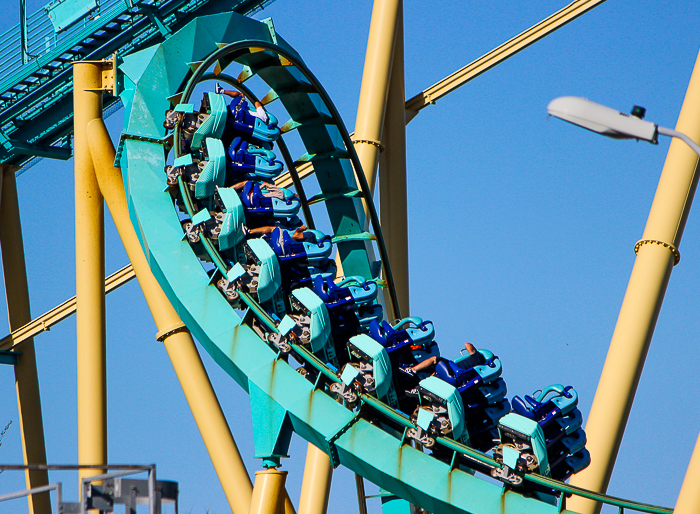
[409, 342, 486, 376]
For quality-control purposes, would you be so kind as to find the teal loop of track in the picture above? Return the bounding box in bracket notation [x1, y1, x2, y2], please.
[117, 12, 672, 514]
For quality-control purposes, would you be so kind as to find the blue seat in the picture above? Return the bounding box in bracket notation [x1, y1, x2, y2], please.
[226, 98, 280, 143]
[368, 317, 435, 352]
[511, 395, 535, 419]
[313, 275, 377, 308]
[434, 352, 505, 406]
[334, 276, 378, 306]
[550, 449, 590, 482]
[239, 181, 301, 219]
[513, 384, 578, 429]
[508, 385, 589, 483]
[266, 227, 335, 294]
[227, 137, 283, 180]
[355, 303, 384, 329]
[268, 227, 333, 264]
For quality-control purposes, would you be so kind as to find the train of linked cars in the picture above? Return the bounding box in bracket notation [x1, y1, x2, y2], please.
[162, 88, 591, 502]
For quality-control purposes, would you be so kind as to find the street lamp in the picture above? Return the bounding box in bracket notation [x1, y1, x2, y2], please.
[547, 93, 700, 514]
[547, 96, 700, 157]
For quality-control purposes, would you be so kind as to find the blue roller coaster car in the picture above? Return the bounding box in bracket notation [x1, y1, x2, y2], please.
[266, 227, 335, 294]
[434, 350, 501, 390]
[225, 97, 280, 143]
[505, 384, 590, 485]
[268, 227, 333, 265]
[164, 92, 227, 152]
[312, 275, 382, 334]
[331, 334, 393, 405]
[368, 317, 435, 358]
[193, 138, 227, 199]
[214, 187, 246, 253]
[268, 287, 331, 355]
[239, 181, 301, 220]
[511, 384, 578, 430]
[314, 275, 379, 307]
[227, 136, 283, 180]
[215, 238, 282, 312]
[492, 413, 550, 486]
[406, 376, 467, 449]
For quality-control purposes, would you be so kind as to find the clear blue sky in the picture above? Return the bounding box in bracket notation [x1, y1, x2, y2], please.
[0, 1, 699, 513]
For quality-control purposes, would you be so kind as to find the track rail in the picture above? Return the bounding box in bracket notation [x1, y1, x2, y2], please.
[117, 11, 672, 514]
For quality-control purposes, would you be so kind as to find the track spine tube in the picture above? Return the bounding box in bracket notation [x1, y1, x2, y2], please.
[86, 118, 257, 514]
[567, 48, 700, 514]
[378, 0, 409, 317]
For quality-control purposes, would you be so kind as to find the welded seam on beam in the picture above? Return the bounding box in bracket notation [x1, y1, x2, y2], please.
[0, 264, 135, 351]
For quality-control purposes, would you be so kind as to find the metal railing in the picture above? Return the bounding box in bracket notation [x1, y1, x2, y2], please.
[0, 464, 162, 514]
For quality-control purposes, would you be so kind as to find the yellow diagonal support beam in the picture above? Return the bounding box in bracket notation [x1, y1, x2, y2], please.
[0, 264, 136, 351]
[404, 0, 607, 122]
[276, 0, 607, 188]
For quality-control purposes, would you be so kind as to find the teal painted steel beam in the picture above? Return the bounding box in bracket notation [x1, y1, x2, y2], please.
[5, 140, 71, 159]
[0, 0, 277, 167]
[0, 350, 20, 365]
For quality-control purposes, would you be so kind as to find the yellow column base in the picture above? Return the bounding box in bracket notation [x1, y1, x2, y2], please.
[249, 469, 287, 514]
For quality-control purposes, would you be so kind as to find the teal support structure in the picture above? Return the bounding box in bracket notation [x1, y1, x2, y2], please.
[0, 0, 276, 167]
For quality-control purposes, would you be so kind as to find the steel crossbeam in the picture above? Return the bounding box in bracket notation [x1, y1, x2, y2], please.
[0, 264, 135, 351]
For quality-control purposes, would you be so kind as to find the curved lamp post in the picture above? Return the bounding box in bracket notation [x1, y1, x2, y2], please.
[547, 95, 700, 156]
[547, 95, 700, 514]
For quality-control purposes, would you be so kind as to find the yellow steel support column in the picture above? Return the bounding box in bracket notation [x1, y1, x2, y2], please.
[282, 493, 297, 514]
[86, 118, 256, 514]
[378, 1, 409, 316]
[675, 430, 700, 514]
[0, 165, 51, 514]
[353, 0, 401, 196]
[249, 469, 287, 514]
[297, 443, 332, 514]
[568, 50, 700, 514]
[73, 61, 107, 492]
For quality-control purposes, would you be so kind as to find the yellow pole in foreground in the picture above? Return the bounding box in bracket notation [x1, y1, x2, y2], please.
[73, 61, 107, 492]
[249, 469, 287, 514]
[86, 118, 255, 514]
[354, 0, 401, 197]
[568, 50, 700, 514]
[0, 165, 51, 514]
[378, 1, 409, 316]
[675, 430, 700, 514]
[298, 443, 333, 514]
